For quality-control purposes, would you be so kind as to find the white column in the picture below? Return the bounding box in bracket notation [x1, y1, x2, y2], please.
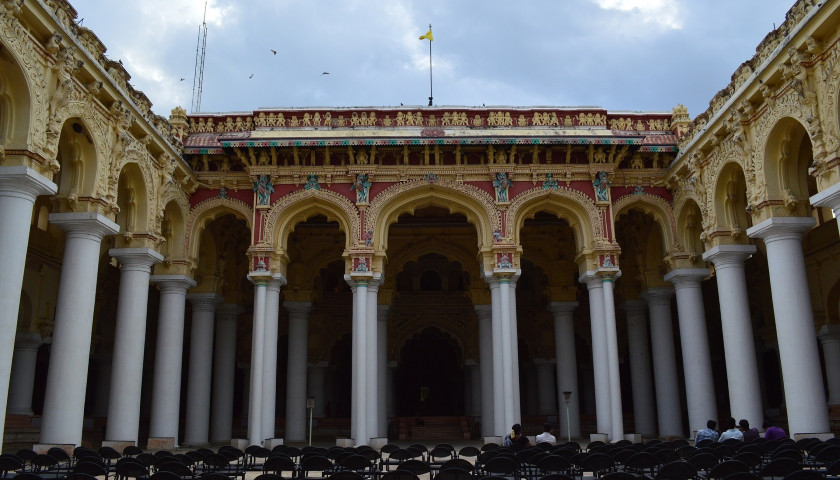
[41, 212, 118, 445]
[308, 363, 328, 417]
[549, 302, 581, 438]
[0, 166, 56, 451]
[488, 279, 505, 436]
[248, 274, 270, 445]
[601, 274, 624, 441]
[284, 301, 312, 441]
[366, 278, 381, 438]
[644, 287, 682, 437]
[476, 305, 494, 435]
[664, 268, 718, 435]
[819, 326, 840, 405]
[469, 362, 482, 416]
[211, 304, 241, 442]
[149, 275, 196, 443]
[748, 217, 830, 435]
[261, 277, 284, 440]
[581, 273, 611, 437]
[377, 305, 389, 437]
[346, 273, 370, 445]
[105, 248, 163, 444]
[509, 278, 522, 424]
[703, 245, 763, 429]
[535, 360, 556, 414]
[810, 182, 840, 238]
[7, 334, 46, 415]
[621, 300, 656, 436]
[183, 292, 220, 445]
[498, 275, 516, 432]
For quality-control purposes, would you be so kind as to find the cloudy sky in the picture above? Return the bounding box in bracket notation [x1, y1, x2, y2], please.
[70, 0, 795, 119]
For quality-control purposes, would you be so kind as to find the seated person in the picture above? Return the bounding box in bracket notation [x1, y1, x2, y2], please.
[536, 423, 556, 445]
[695, 419, 719, 445]
[739, 419, 759, 442]
[503, 423, 531, 448]
[719, 417, 744, 442]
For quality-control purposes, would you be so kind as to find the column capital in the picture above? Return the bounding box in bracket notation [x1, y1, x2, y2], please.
[642, 287, 674, 306]
[579, 272, 603, 289]
[474, 304, 492, 320]
[49, 211, 119, 239]
[216, 303, 243, 322]
[14, 332, 47, 351]
[819, 325, 840, 344]
[345, 271, 374, 288]
[109, 247, 164, 272]
[620, 299, 648, 315]
[0, 166, 57, 199]
[747, 216, 816, 242]
[285, 301, 313, 319]
[377, 305, 390, 322]
[151, 274, 197, 293]
[664, 268, 710, 287]
[187, 292, 222, 312]
[548, 302, 579, 316]
[810, 181, 840, 210]
[248, 271, 273, 286]
[702, 244, 756, 266]
[267, 275, 287, 293]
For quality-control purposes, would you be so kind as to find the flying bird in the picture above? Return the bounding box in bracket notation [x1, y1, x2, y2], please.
[270, 49, 277, 55]
[249, 74, 254, 79]
[180, 78, 185, 81]
[321, 72, 330, 76]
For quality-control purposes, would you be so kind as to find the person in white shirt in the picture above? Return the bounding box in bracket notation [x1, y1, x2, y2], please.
[718, 416, 744, 442]
[536, 422, 557, 445]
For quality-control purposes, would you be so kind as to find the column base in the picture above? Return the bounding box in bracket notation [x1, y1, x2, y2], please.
[793, 432, 835, 441]
[370, 437, 388, 450]
[230, 438, 249, 450]
[146, 437, 175, 451]
[336, 438, 354, 447]
[483, 435, 502, 445]
[102, 440, 136, 450]
[265, 438, 284, 449]
[589, 433, 609, 443]
[33, 444, 74, 455]
[624, 433, 642, 443]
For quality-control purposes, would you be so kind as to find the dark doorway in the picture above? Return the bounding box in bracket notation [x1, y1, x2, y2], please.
[396, 327, 464, 416]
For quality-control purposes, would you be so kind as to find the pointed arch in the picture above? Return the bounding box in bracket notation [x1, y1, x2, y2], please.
[0, 38, 32, 150]
[264, 188, 358, 252]
[366, 181, 498, 252]
[613, 192, 680, 253]
[506, 186, 599, 251]
[185, 197, 253, 261]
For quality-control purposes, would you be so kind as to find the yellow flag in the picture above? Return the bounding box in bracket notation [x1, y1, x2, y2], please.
[419, 29, 433, 41]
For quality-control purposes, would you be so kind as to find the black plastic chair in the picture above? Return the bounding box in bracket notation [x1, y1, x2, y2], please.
[381, 471, 420, 480]
[760, 458, 803, 479]
[435, 468, 473, 480]
[708, 460, 749, 480]
[642, 461, 695, 480]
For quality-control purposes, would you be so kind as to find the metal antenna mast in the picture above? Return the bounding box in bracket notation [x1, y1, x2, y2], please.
[191, 1, 208, 113]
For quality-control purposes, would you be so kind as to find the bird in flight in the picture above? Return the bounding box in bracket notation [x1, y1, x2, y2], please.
[270, 49, 277, 55]
[249, 74, 254, 79]
[321, 72, 330, 76]
[180, 78, 185, 81]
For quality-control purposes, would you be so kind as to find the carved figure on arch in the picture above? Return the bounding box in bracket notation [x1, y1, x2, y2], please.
[254, 174, 274, 206]
[593, 171, 610, 202]
[493, 172, 513, 203]
[351, 173, 371, 203]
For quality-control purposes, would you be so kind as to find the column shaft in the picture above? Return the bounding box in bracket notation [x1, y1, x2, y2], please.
[509, 279, 521, 424]
[498, 278, 516, 432]
[211, 304, 240, 442]
[489, 280, 505, 436]
[377, 305, 389, 437]
[7, 334, 45, 415]
[0, 166, 56, 450]
[602, 277, 623, 441]
[183, 293, 219, 445]
[623, 301, 656, 435]
[645, 287, 682, 437]
[535, 361, 556, 414]
[819, 326, 840, 405]
[550, 302, 581, 438]
[583, 275, 611, 436]
[248, 277, 268, 445]
[261, 278, 283, 441]
[285, 301, 311, 441]
[366, 281, 380, 438]
[308, 364, 327, 417]
[106, 248, 162, 444]
[149, 275, 195, 443]
[41, 212, 118, 445]
[477, 305, 494, 436]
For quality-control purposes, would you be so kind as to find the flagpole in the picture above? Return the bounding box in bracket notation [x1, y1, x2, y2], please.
[428, 23, 433, 106]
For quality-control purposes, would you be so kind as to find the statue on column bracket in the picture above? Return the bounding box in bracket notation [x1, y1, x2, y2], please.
[493, 172, 512, 203]
[593, 171, 610, 202]
[254, 174, 274, 206]
[351, 173, 371, 203]
[305, 174, 321, 190]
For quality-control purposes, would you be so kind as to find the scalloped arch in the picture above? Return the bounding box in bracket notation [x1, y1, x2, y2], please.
[366, 181, 498, 252]
[761, 115, 811, 203]
[506, 186, 600, 251]
[613, 193, 680, 252]
[264, 188, 358, 252]
[385, 238, 480, 283]
[709, 160, 749, 234]
[185, 197, 253, 260]
[50, 102, 107, 189]
[115, 149, 155, 233]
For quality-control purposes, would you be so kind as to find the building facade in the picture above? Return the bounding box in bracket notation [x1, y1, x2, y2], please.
[2, 0, 840, 449]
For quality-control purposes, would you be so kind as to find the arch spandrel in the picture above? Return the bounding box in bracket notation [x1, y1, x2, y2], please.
[264, 188, 358, 253]
[612, 193, 681, 254]
[365, 181, 499, 252]
[185, 197, 253, 262]
[506, 186, 599, 252]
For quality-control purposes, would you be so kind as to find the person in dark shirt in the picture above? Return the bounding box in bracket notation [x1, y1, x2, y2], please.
[503, 423, 531, 448]
[739, 419, 759, 442]
[763, 419, 788, 440]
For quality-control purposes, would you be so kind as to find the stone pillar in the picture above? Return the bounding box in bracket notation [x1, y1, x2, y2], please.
[489, 279, 505, 436]
[210, 304, 241, 442]
[509, 278, 522, 424]
[284, 301, 312, 441]
[0, 166, 56, 451]
[819, 326, 840, 405]
[7, 334, 46, 415]
[581, 274, 611, 437]
[366, 279, 380, 438]
[497, 274, 517, 432]
[248, 273, 270, 445]
[387, 362, 397, 419]
[549, 302, 581, 438]
[622, 300, 656, 436]
[476, 304, 494, 436]
[524, 363, 538, 415]
[535, 360, 556, 415]
[703, 245, 763, 429]
[469, 362, 482, 417]
[41, 212, 118, 446]
[308, 363, 328, 417]
[810, 182, 840, 238]
[346, 272, 371, 445]
[183, 292, 220, 445]
[105, 248, 163, 444]
[664, 268, 718, 435]
[748, 217, 830, 435]
[644, 287, 683, 437]
[149, 275, 196, 444]
[377, 305, 389, 437]
[261, 277, 284, 441]
[601, 274, 624, 441]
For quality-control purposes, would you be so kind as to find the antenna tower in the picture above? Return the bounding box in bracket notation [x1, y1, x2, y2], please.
[191, 2, 208, 113]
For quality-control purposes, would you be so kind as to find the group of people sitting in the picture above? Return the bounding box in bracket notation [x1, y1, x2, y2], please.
[695, 417, 788, 444]
[503, 423, 559, 447]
